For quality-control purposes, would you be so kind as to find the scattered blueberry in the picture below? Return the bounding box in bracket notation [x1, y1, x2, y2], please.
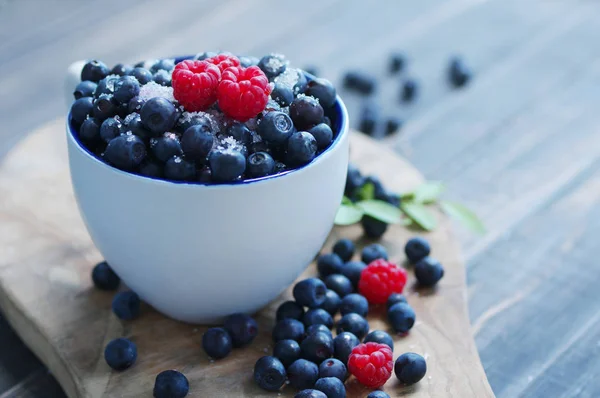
[131, 67, 153, 85]
[394, 353, 427, 385]
[70, 97, 94, 124]
[389, 52, 406, 74]
[345, 164, 365, 198]
[81, 60, 110, 82]
[153, 70, 172, 86]
[253, 356, 287, 391]
[152, 133, 183, 163]
[104, 135, 147, 171]
[258, 54, 287, 79]
[317, 253, 344, 278]
[308, 123, 333, 150]
[306, 324, 333, 339]
[140, 97, 178, 135]
[361, 215, 388, 239]
[273, 339, 301, 368]
[79, 118, 101, 143]
[414, 257, 444, 287]
[92, 94, 117, 121]
[293, 278, 327, 308]
[153, 370, 189, 398]
[290, 96, 324, 130]
[139, 159, 163, 178]
[303, 308, 334, 329]
[318, 289, 341, 316]
[306, 78, 337, 108]
[405, 237, 431, 264]
[364, 330, 394, 351]
[100, 117, 122, 143]
[367, 391, 390, 398]
[164, 156, 196, 181]
[276, 300, 305, 322]
[202, 327, 232, 359]
[361, 244, 388, 264]
[180, 124, 214, 163]
[340, 261, 367, 289]
[111, 290, 141, 320]
[150, 58, 175, 73]
[257, 111, 295, 144]
[342, 71, 376, 95]
[385, 117, 403, 135]
[388, 302, 416, 334]
[272, 83, 294, 107]
[339, 294, 368, 317]
[110, 63, 133, 76]
[104, 338, 137, 371]
[73, 80, 98, 99]
[401, 79, 418, 102]
[359, 101, 378, 136]
[287, 131, 317, 166]
[208, 149, 246, 182]
[300, 331, 334, 364]
[448, 56, 472, 88]
[333, 332, 359, 365]
[386, 293, 407, 310]
[295, 390, 327, 398]
[224, 313, 258, 347]
[314, 377, 346, 398]
[324, 274, 353, 297]
[247, 152, 275, 178]
[113, 75, 140, 104]
[318, 358, 347, 382]
[288, 359, 319, 390]
[273, 319, 305, 342]
[332, 239, 355, 262]
[227, 122, 252, 145]
[91, 261, 120, 290]
[336, 313, 369, 340]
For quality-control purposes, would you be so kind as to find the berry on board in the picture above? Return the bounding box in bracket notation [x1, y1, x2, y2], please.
[104, 338, 137, 371]
[153, 370, 189, 398]
[394, 352, 427, 385]
[347, 342, 394, 388]
[359, 259, 407, 305]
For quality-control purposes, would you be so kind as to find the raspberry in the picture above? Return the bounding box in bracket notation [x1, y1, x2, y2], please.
[347, 342, 393, 388]
[217, 66, 271, 121]
[206, 54, 241, 72]
[172, 60, 221, 112]
[358, 259, 407, 304]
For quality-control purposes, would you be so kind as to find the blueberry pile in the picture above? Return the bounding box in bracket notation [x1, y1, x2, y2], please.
[69, 53, 338, 184]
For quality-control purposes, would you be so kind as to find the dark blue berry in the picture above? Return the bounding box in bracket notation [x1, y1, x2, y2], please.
[364, 330, 394, 350]
[388, 302, 416, 334]
[100, 117, 122, 143]
[253, 356, 287, 391]
[306, 324, 333, 339]
[293, 278, 327, 308]
[394, 353, 427, 385]
[140, 97, 178, 135]
[276, 300, 305, 322]
[289, 96, 324, 130]
[295, 390, 327, 398]
[113, 75, 140, 104]
[317, 253, 344, 278]
[131, 67, 153, 85]
[339, 294, 368, 317]
[74, 80, 97, 99]
[112, 291, 141, 320]
[153, 370, 189, 398]
[257, 111, 295, 144]
[104, 338, 137, 371]
[367, 391, 390, 398]
[336, 313, 369, 340]
[332, 239, 354, 262]
[224, 313, 258, 347]
[405, 237, 431, 264]
[386, 293, 407, 310]
[384, 192, 401, 207]
[196, 166, 211, 182]
[401, 79, 418, 102]
[134, 59, 156, 68]
[91, 261, 120, 290]
[414, 257, 444, 286]
[258, 54, 287, 79]
[361, 244, 388, 264]
[202, 327, 232, 359]
[342, 71, 376, 95]
[209, 149, 246, 182]
[116, 102, 129, 118]
[308, 123, 333, 150]
[139, 159, 163, 178]
[153, 70, 172, 86]
[273, 319, 305, 342]
[193, 51, 218, 61]
[314, 377, 346, 398]
[318, 289, 341, 316]
[318, 358, 347, 382]
[322, 116, 332, 128]
[359, 101, 378, 136]
[361, 215, 388, 238]
[79, 118, 101, 143]
[227, 122, 252, 145]
[345, 164, 365, 197]
[180, 124, 214, 162]
[294, 70, 309, 94]
[150, 59, 175, 73]
[81, 60, 109, 82]
[247, 152, 275, 178]
[272, 83, 294, 107]
[164, 156, 196, 181]
[105, 134, 146, 171]
[93, 94, 117, 121]
[385, 117, 402, 135]
[389, 52, 406, 74]
[300, 331, 333, 364]
[365, 175, 387, 199]
[306, 78, 336, 108]
[303, 308, 333, 329]
[287, 359, 319, 390]
[340, 261, 366, 289]
[273, 339, 301, 368]
[324, 274, 353, 297]
[70, 97, 94, 124]
[333, 332, 359, 365]
[274, 161, 287, 174]
[239, 56, 259, 67]
[110, 63, 133, 76]
[448, 57, 472, 88]
[122, 113, 152, 140]
[151, 133, 182, 163]
[94, 76, 119, 97]
[128, 96, 145, 114]
[287, 131, 317, 166]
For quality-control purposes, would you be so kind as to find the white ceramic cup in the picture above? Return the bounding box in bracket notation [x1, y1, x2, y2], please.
[66, 60, 349, 324]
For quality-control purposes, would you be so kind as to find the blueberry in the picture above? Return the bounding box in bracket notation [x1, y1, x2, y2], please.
[342, 71, 376, 95]
[94, 75, 119, 97]
[339, 294, 368, 317]
[365, 175, 387, 199]
[405, 237, 431, 264]
[401, 79, 418, 102]
[367, 391, 390, 398]
[91, 261, 120, 290]
[295, 390, 327, 398]
[202, 327, 232, 359]
[318, 358, 347, 382]
[345, 164, 365, 198]
[92, 94, 117, 121]
[139, 159, 163, 178]
[110, 63, 133, 76]
[389, 52, 406, 74]
[306, 324, 333, 339]
[359, 101, 378, 136]
[74, 81, 98, 99]
[140, 97, 178, 135]
[222, 313, 258, 348]
[274, 161, 287, 174]
[308, 123, 333, 150]
[113, 75, 140, 104]
[294, 69, 309, 94]
[361, 244, 388, 264]
[386, 293, 407, 310]
[180, 125, 214, 163]
[322, 116, 332, 128]
[303, 308, 334, 329]
[332, 239, 354, 262]
[272, 83, 294, 107]
[131, 67, 153, 85]
[276, 300, 305, 322]
[306, 78, 336, 108]
[448, 57, 472, 88]
[196, 166, 211, 182]
[385, 117, 402, 135]
[340, 261, 366, 289]
[239, 56, 259, 67]
[314, 377, 346, 398]
[128, 96, 145, 114]
[100, 117, 122, 143]
[301, 331, 334, 364]
[151, 133, 182, 163]
[388, 302, 416, 334]
[257, 111, 295, 144]
[382, 192, 401, 207]
[414, 257, 444, 286]
[81, 60, 110, 82]
[318, 289, 341, 316]
[122, 113, 152, 140]
[289, 96, 324, 130]
[247, 152, 275, 178]
[193, 51, 218, 61]
[273, 339, 301, 368]
[153, 70, 172, 86]
[105, 134, 147, 171]
[134, 59, 157, 69]
[336, 313, 369, 340]
[208, 149, 246, 182]
[253, 356, 287, 391]
[70, 97, 94, 124]
[288, 359, 319, 390]
[317, 253, 344, 278]
[112, 291, 141, 320]
[324, 274, 353, 298]
[361, 216, 388, 238]
[104, 338, 137, 371]
[258, 54, 287, 79]
[394, 353, 427, 385]
[333, 332, 359, 365]
[150, 59, 175, 73]
[293, 278, 327, 308]
[364, 330, 394, 350]
[164, 156, 196, 181]
[116, 103, 129, 118]
[273, 319, 305, 342]
[153, 370, 189, 398]
[79, 118, 101, 143]
[227, 122, 252, 145]
[287, 131, 317, 166]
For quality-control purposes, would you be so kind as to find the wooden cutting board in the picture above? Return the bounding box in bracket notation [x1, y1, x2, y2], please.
[0, 119, 494, 398]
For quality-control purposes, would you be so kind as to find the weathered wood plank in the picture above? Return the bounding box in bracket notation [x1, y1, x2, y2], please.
[0, 369, 65, 398]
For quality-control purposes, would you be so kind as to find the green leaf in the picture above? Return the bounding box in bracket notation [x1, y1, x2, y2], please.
[401, 217, 413, 226]
[413, 181, 445, 204]
[341, 196, 353, 205]
[400, 202, 437, 231]
[440, 201, 486, 234]
[358, 182, 375, 201]
[334, 204, 364, 226]
[356, 200, 403, 224]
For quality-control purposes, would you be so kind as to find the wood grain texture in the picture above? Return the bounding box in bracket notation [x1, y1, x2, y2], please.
[0, 120, 493, 398]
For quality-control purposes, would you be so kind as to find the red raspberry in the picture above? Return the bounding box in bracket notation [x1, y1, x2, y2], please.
[206, 54, 241, 72]
[359, 259, 407, 304]
[217, 66, 271, 121]
[348, 342, 394, 388]
[172, 60, 221, 112]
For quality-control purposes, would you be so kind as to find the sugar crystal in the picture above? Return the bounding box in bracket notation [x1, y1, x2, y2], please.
[138, 81, 175, 102]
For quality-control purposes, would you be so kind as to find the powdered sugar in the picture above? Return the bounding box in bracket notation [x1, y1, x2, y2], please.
[138, 81, 175, 102]
[123, 113, 138, 124]
[296, 93, 320, 104]
[274, 68, 299, 88]
[179, 111, 221, 134]
[215, 135, 244, 154]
